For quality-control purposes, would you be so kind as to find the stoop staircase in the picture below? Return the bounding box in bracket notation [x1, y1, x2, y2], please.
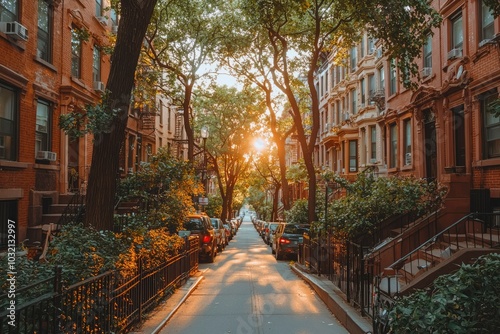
[370, 212, 500, 333]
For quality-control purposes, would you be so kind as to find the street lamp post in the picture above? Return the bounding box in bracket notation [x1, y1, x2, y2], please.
[200, 126, 209, 211]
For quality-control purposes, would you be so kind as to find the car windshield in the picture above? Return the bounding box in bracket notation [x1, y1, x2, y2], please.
[211, 219, 220, 228]
[184, 218, 204, 230]
[283, 224, 309, 235]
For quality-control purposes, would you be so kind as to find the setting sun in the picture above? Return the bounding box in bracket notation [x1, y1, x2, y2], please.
[253, 138, 267, 152]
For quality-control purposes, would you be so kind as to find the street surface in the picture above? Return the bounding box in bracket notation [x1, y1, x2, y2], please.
[159, 216, 350, 334]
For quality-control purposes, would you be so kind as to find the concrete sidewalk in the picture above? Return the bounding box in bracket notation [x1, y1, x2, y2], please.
[130, 265, 372, 334]
[129, 273, 204, 334]
[291, 263, 373, 334]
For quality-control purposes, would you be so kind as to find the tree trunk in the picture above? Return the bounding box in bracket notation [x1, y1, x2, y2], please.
[84, 0, 158, 230]
[184, 85, 195, 161]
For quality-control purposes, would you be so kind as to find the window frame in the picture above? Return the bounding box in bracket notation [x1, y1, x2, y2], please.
[0, 0, 18, 22]
[389, 60, 397, 96]
[93, 45, 101, 83]
[479, 0, 494, 42]
[95, 0, 103, 17]
[37, 0, 53, 63]
[370, 125, 377, 161]
[423, 35, 432, 68]
[389, 123, 398, 169]
[450, 12, 463, 50]
[403, 118, 412, 166]
[482, 91, 500, 159]
[452, 105, 466, 166]
[349, 140, 357, 172]
[35, 99, 52, 156]
[71, 27, 82, 78]
[0, 83, 18, 161]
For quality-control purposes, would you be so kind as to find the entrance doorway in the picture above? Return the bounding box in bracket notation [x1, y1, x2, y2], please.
[424, 110, 437, 181]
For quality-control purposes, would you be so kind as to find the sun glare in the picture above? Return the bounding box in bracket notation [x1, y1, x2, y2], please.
[253, 138, 267, 152]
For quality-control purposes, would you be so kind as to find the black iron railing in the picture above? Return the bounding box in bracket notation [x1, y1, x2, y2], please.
[0, 236, 199, 333]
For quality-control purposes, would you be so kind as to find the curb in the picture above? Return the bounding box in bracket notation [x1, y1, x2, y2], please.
[291, 264, 373, 334]
[150, 275, 204, 334]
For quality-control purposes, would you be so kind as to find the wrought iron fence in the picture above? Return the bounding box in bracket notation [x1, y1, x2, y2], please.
[0, 236, 199, 333]
[301, 231, 373, 318]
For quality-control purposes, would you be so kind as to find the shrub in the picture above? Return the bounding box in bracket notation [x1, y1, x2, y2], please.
[388, 253, 500, 333]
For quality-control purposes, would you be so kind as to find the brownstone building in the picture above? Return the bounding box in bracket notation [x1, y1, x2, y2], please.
[0, 0, 116, 249]
[316, 0, 500, 224]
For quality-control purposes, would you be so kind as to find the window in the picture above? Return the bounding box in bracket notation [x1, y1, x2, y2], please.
[389, 60, 397, 95]
[110, 8, 118, 27]
[351, 88, 357, 114]
[37, 1, 52, 62]
[368, 37, 375, 54]
[335, 66, 341, 85]
[451, 12, 463, 50]
[0, 83, 17, 161]
[368, 74, 375, 104]
[360, 77, 366, 106]
[349, 140, 357, 172]
[0, 0, 17, 21]
[482, 91, 500, 159]
[95, 0, 103, 17]
[350, 47, 357, 72]
[35, 100, 51, 155]
[325, 71, 328, 94]
[93, 46, 101, 82]
[390, 123, 398, 168]
[379, 66, 385, 90]
[423, 35, 432, 68]
[336, 101, 340, 124]
[370, 126, 377, 161]
[480, 1, 494, 42]
[453, 106, 465, 166]
[403, 119, 411, 165]
[71, 27, 82, 78]
[0, 201, 17, 249]
[360, 35, 365, 58]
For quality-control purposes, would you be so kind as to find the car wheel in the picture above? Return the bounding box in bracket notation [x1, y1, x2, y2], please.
[276, 249, 282, 260]
[208, 249, 216, 263]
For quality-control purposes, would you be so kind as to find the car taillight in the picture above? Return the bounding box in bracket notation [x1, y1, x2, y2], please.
[202, 235, 212, 243]
[279, 237, 290, 244]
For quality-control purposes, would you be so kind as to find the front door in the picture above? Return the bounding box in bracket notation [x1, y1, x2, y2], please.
[424, 110, 437, 181]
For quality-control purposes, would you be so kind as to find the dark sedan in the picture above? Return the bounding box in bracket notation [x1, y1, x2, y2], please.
[275, 224, 310, 260]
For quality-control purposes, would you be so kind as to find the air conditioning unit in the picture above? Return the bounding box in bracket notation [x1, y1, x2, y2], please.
[96, 16, 108, 26]
[349, 167, 357, 172]
[370, 158, 378, 164]
[0, 21, 28, 41]
[421, 67, 432, 78]
[128, 168, 134, 174]
[36, 124, 47, 132]
[447, 48, 462, 60]
[111, 25, 118, 34]
[478, 39, 491, 48]
[342, 112, 350, 121]
[405, 153, 412, 165]
[375, 47, 383, 59]
[36, 151, 57, 161]
[93, 81, 105, 93]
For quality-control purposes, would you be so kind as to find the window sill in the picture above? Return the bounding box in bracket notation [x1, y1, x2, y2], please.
[0, 32, 26, 51]
[401, 165, 412, 171]
[34, 163, 60, 171]
[472, 158, 500, 168]
[34, 56, 57, 72]
[0, 160, 29, 170]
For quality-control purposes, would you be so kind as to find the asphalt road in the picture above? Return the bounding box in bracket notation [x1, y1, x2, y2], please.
[159, 215, 350, 334]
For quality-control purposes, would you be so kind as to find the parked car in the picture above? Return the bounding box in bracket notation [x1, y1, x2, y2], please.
[260, 221, 270, 241]
[183, 214, 217, 263]
[265, 222, 281, 246]
[275, 224, 310, 260]
[223, 223, 233, 242]
[210, 218, 226, 252]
